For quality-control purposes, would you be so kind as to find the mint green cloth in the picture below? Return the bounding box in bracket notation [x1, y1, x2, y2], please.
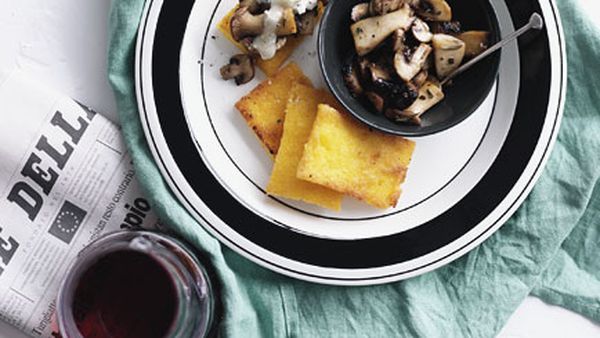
[108, 1, 600, 336]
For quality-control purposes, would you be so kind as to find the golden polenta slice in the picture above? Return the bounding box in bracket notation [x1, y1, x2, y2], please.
[297, 104, 415, 209]
[266, 83, 343, 210]
[235, 63, 312, 156]
[217, 6, 304, 77]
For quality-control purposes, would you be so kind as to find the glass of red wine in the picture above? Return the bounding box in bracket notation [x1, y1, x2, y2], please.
[56, 231, 216, 338]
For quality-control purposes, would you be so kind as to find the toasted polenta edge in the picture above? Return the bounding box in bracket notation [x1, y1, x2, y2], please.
[297, 104, 416, 209]
[235, 63, 312, 156]
[266, 83, 344, 210]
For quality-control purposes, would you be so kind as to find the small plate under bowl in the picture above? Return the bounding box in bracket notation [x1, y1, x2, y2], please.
[318, 0, 502, 136]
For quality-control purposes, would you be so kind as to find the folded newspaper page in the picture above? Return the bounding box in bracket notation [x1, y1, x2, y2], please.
[0, 71, 161, 337]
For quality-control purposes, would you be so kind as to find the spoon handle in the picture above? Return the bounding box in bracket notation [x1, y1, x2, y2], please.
[441, 13, 544, 86]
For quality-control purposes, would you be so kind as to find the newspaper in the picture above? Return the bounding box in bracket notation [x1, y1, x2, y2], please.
[0, 71, 161, 337]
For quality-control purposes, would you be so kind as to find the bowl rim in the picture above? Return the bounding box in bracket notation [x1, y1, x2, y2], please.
[317, 0, 502, 137]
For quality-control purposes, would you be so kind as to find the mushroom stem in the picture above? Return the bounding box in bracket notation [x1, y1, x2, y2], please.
[401, 81, 444, 118]
[412, 70, 428, 87]
[415, 0, 452, 22]
[432, 33, 466, 77]
[351, 5, 415, 56]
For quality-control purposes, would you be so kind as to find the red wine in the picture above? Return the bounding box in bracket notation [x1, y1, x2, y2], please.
[71, 250, 177, 338]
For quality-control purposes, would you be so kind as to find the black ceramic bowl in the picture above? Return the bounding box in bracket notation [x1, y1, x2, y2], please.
[318, 0, 501, 136]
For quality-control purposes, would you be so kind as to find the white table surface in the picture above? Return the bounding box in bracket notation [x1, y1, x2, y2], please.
[0, 0, 599, 337]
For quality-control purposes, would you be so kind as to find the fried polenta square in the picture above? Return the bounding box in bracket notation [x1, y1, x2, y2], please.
[266, 83, 343, 210]
[235, 63, 312, 156]
[217, 6, 304, 77]
[297, 104, 415, 209]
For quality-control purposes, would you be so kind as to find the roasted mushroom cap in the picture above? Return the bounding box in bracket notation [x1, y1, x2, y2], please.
[369, 0, 402, 16]
[230, 7, 264, 41]
[351, 5, 415, 56]
[432, 33, 465, 77]
[220, 54, 255, 85]
[411, 18, 433, 43]
[230, 7, 297, 41]
[458, 31, 490, 58]
[415, 0, 452, 22]
[394, 43, 432, 82]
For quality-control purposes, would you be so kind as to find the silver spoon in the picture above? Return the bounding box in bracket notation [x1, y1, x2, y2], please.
[440, 13, 544, 86]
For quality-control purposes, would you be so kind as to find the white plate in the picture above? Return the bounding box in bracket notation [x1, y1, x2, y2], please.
[135, 0, 565, 285]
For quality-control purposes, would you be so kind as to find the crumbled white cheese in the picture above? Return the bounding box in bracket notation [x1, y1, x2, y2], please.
[290, 0, 318, 15]
[252, 6, 282, 59]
